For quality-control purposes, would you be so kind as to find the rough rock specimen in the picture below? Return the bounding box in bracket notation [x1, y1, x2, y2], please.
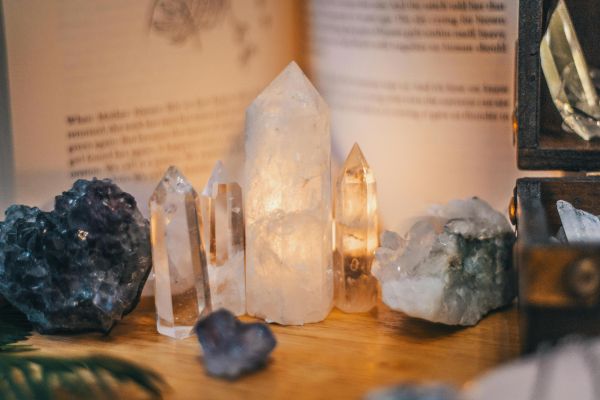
[244, 61, 333, 325]
[556, 200, 600, 243]
[194, 309, 276, 379]
[0, 179, 152, 333]
[150, 166, 211, 339]
[200, 161, 245, 316]
[334, 143, 379, 313]
[366, 384, 459, 400]
[372, 198, 516, 326]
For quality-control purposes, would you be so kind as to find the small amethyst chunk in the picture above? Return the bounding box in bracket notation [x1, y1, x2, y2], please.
[194, 309, 276, 379]
[0, 179, 152, 333]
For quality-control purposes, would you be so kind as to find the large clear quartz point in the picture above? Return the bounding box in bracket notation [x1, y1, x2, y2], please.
[150, 166, 211, 339]
[200, 161, 246, 316]
[244, 61, 333, 325]
[334, 143, 379, 313]
[541, 0, 600, 140]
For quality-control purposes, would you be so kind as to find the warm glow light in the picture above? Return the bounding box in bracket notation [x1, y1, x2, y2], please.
[334, 143, 379, 313]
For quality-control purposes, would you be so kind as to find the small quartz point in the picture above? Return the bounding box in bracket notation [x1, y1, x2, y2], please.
[200, 161, 246, 316]
[541, 0, 600, 140]
[194, 309, 276, 379]
[244, 61, 333, 325]
[334, 143, 379, 313]
[150, 166, 211, 339]
[372, 198, 516, 326]
[556, 200, 600, 243]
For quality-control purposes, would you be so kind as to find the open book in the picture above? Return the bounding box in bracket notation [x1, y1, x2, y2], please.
[0, 0, 520, 229]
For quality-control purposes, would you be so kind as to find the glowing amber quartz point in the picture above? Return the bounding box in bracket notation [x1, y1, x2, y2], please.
[334, 144, 379, 313]
[150, 166, 211, 339]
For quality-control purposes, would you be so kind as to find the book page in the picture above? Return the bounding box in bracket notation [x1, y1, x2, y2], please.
[1, 0, 300, 212]
[308, 0, 529, 230]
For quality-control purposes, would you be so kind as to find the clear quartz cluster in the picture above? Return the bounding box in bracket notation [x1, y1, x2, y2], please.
[150, 166, 211, 339]
[372, 198, 516, 326]
[244, 62, 333, 325]
[200, 161, 245, 316]
[334, 144, 379, 313]
[556, 200, 600, 243]
[541, 0, 600, 140]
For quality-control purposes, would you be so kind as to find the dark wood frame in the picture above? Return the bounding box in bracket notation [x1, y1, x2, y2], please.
[515, 177, 600, 352]
[517, 0, 600, 171]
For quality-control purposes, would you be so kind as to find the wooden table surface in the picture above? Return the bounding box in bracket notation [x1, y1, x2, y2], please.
[26, 299, 520, 400]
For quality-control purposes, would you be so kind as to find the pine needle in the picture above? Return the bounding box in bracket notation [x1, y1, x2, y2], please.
[0, 306, 166, 399]
[0, 306, 34, 353]
[0, 354, 166, 400]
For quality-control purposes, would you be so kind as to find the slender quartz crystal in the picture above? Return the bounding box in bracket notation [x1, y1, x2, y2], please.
[150, 166, 211, 339]
[541, 0, 600, 140]
[334, 144, 379, 313]
[200, 161, 246, 316]
[244, 61, 333, 325]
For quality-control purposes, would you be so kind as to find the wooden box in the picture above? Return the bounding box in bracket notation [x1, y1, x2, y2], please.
[515, 0, 600, 352]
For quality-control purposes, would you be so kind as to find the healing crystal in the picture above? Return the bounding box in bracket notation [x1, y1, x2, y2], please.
[334, 143, 379, 313]
[200, 161, 245, 316]
[556, 200, 600, 243]
[244, 61, 333, 325]
[366, 384, 459, 400]
[541, 0, 600, 140]
[150, 166, 211, 339]
[194, 309, 276, 379]
[372, 198, 515, 326]
[0, 179, 152, 333]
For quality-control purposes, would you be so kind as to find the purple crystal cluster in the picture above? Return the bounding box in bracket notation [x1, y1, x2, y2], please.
[0, 179, 152, 333]
[194, 309, 276, 379]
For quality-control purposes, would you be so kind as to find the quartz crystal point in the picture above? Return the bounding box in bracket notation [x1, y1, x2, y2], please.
[244, 61, 333, 325]
[334, 143, 379, 313]
[150, 166, 211, 339]
[200, 161, 245, 316]
[541, 0, 600, 140]
[557, 200, 600, 243]
[194, 309, 276, 379]
[372, 198, 516, 326]
[0, 179, 152, 333]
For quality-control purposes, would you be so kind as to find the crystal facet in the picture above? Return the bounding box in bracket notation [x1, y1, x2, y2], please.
[150, 166, 211, 339]
[334, 143, 379, 313]
[541, 0, 600, 140]
[194, 309, 276, 379]
[557, 200, 600, 243]
[200, 161, 245, 316]
[0, 179, 152, 333]
[244, 61, 333, 325]
[372, 198, 516, 326]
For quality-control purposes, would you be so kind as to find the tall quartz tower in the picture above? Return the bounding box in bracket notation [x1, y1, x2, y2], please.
[244, 62, 333, 325]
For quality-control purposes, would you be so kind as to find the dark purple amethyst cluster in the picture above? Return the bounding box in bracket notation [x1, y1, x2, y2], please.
[0, 179, 152, 333]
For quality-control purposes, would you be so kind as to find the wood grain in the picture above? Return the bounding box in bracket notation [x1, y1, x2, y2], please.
[21, 299, 520, 399]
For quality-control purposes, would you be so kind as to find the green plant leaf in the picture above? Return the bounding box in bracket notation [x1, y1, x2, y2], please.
[0, 305, 166, 399]
[0, 305, 34, 353]
[0, 354, 166, 400]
